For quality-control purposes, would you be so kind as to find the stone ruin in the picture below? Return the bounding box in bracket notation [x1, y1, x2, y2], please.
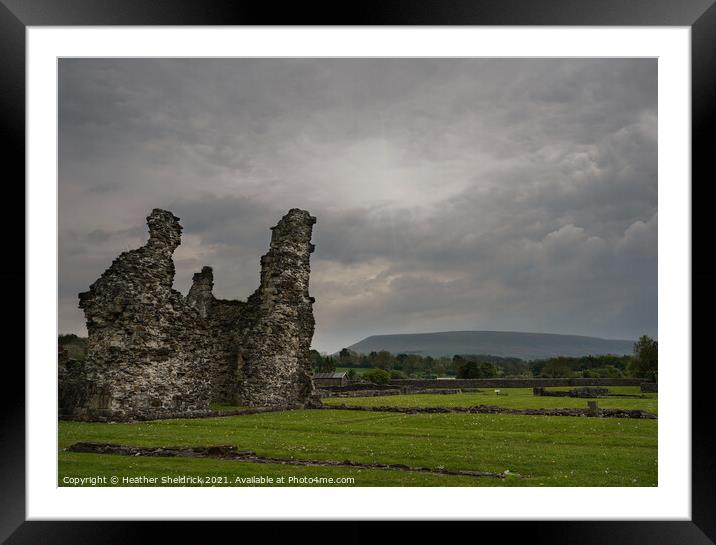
[532, 387, 609, 398]
[59, 208, 319, 421]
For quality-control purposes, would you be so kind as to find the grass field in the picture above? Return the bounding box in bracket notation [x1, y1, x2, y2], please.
[58, 404, 657, 487]
[322, 386, 658, 414]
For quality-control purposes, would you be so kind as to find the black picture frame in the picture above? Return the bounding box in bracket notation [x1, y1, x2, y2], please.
[4, 1, 715, 543]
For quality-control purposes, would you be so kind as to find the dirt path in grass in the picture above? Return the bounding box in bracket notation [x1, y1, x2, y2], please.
[319, 404, 657, 419]
[65, 442, 505, 479]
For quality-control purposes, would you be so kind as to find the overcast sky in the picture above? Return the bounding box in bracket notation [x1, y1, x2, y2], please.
[59, 58, 657, 353]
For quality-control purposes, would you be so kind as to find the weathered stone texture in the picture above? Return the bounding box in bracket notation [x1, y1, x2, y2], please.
[64, 207, 318, 421]
[238, 209, 318, 408]
[533, 387, 609, 398]
[185, 266, 246, 404]
[74, 210, 213, 420]
[640, 382, 658, 393]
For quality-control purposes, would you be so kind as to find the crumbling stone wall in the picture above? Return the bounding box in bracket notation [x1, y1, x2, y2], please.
[185, 266, 247, 404]
[75, 210, 214, 420]
[63, 207, 318, 421]
[238, 209, 318, 408]
[533, 387, 609, 398]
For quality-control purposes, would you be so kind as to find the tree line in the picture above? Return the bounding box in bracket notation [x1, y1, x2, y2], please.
[59, 332, 657, 382]
[311, 335, 657, 381]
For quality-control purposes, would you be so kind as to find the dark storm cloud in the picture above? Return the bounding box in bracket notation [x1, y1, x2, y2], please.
[58, 58, 657, 352]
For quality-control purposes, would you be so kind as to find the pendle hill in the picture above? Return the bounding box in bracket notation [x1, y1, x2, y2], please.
[343, 331, 635, 360]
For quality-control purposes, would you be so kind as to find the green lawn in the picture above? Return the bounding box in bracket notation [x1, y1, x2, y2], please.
[59, 408, 657, 487]
[323, 387, 658, 414]
[59, 452, 482, 486]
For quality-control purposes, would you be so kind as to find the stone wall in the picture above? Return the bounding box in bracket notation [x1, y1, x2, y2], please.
[319, 382, 398, 392]
[75, 210, 214, 421]
[238, 209, 318, 408]
[63, 207, 318, 421]
[533, 386, 609, 398]
[186, 266, 247, 404]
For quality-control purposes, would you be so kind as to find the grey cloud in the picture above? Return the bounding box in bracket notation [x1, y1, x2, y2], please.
[59, 58, 657, 352]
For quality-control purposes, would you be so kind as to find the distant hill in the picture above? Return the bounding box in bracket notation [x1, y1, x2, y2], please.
[343, 331, 635, 360]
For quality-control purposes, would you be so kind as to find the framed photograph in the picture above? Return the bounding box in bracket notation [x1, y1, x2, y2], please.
[6, 0, 715, 542]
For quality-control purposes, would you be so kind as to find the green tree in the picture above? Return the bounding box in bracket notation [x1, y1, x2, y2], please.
[395, 353, 409, 370]
[338, 348, 356, 366]
[452, 355, 465, 375]
[318, 356, 336, 373]
[309, 349, 323, 371]
[599, 365, 624, 378]
[58, 334, 87, 361]
[362, 368, 391, 384]
[530, 360, 547, 377]
[540, 357, 575, 378]
[457, 360, 480, 378]
[478, 361, 498, 378]
[374, 350, 394, 370]
[629, 335, 658, 381]
[423, 356, 435, 374]
[403, 354, 423, 376]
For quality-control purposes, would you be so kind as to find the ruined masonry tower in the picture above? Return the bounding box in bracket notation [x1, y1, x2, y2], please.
[240, 209, 317, 406]
[63, 208, 318, 421]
